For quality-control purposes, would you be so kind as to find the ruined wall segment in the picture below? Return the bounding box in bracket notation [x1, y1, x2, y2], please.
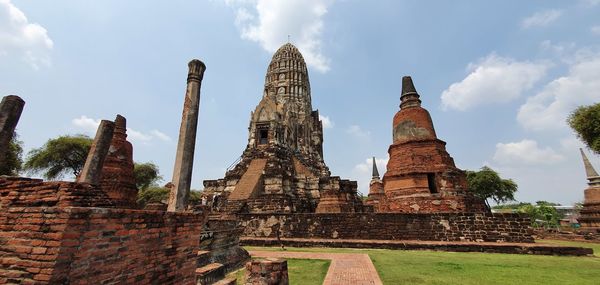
[381, 76, 487, 213]
[0, 177, 208, 284]
[239, 213, 534, 243]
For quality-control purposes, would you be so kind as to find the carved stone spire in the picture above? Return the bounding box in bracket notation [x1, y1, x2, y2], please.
[400, 76, 422, 109]
[372, 157, 380, 179]
[580, 148, 600, 186]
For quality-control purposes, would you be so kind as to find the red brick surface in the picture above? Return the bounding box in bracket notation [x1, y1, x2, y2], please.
[376, 92, 487, 213]
[99, 115, 138, 208]
[0, 177, 208, 284]
[0, 177, 114, 208]
[0, 206, 206, 284]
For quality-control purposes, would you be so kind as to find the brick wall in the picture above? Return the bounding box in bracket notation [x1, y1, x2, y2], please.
[0, 206, 206, 284]
[0, 177, 114, 208]
[0, 177, 207, 284]
[238, 213, 534, 243]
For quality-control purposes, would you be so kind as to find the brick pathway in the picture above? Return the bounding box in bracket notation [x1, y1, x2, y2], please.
[249, 250, 383, 285]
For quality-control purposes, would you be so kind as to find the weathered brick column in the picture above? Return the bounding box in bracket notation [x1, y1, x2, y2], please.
[168, 59, 206, 212]
[0, 95, 25, 171]
[78, 120, 115, 185]
[245, 258, 288, 285]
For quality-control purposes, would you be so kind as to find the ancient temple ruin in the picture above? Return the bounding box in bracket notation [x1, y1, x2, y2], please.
[367, 76, 487, 213]
[0, 58, 249, 283]
[203, 43, 365, 214]
[579, 149, 600, 232]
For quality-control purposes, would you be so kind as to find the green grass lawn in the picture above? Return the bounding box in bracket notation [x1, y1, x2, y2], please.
[230, 258, 330, 285]
[245, 241, 600, 285]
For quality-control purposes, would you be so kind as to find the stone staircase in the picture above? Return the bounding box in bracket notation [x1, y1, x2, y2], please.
[195, 250, 236, 285]
[228, 158, 267, 200]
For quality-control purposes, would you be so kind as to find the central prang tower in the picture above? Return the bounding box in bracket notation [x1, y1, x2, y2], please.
[203, 43, 365, 214]
[247, 43, 327, 174]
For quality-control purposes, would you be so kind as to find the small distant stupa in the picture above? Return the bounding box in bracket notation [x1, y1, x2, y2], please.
[579, 148, 600, 232]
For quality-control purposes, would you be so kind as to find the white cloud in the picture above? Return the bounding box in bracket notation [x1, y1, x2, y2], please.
[346, 125, 370, 139]
[150, 130, 172, 142]
[127, 129, 153, 142]
[0, 0, 53, 69]
[517, 51, 600, 131]
[540, 40, 577, 58]
[493, 139, 564, 165]
[319, 114, 334, 129]
[224, 0, 333, 72]
[521, 9, 562, 28]
[591, 25, 600, 36]
[71, 115, 171, 143]
[559, 136, 584, 151]
[353, 157, 388, 174]
[581, 0, 600, 7]
[441, 54, 549, 111]
[72, 115, 100, 134]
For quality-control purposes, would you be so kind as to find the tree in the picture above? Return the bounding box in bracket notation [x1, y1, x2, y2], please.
[517, 201, 564, 228]
[466, 166, 518, 209]
[133, 162, 162, 190]
[568, 103, 600, 154]
[0, 132, 24, 176]
[24, 135, 92, 180]
[137, 186, 170, 207]
[136, 186, 202, 208]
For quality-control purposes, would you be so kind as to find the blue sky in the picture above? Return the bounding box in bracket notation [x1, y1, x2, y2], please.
[2, 0, 600, 205]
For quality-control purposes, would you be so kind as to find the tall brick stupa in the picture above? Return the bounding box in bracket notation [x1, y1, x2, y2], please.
[375, 76, 487, 213]
[203, 43, 365, 214]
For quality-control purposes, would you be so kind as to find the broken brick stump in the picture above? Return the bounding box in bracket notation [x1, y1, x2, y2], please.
[245, 258, 288, 285]
[0, 95, 25, 172]
[99, 114, 138, 208]
[78, 120, 115, 185]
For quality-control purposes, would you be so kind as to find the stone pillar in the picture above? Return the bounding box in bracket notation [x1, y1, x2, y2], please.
[245, 258, 288, 285]
[168, 59, 206, 212]
[0, 95, 25, 171]
[78, 120, 115, 185]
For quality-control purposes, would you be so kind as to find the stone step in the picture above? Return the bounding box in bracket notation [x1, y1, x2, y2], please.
[212, 277, 237, 285]
[197, 250, 211, 267]
[228, 159, 267, 201]
[195, 263, 225, 285]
